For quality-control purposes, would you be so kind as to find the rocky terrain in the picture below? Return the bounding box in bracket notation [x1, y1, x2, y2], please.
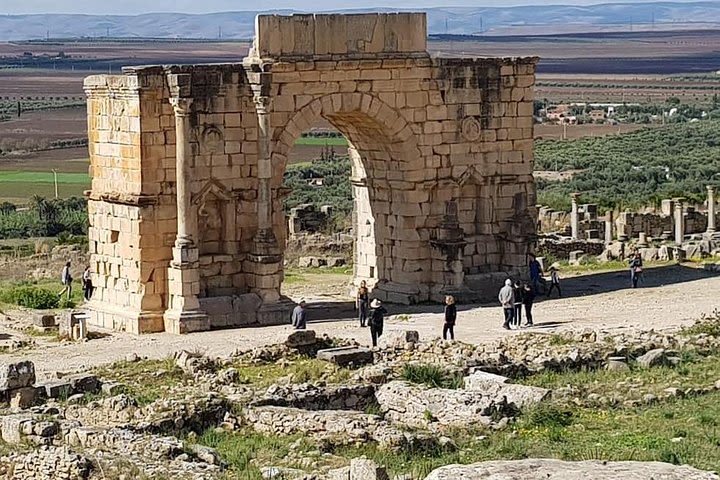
[2, 315, 720, 478]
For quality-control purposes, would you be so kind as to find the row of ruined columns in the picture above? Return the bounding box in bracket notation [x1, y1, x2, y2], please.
[569, 186, 717, 245]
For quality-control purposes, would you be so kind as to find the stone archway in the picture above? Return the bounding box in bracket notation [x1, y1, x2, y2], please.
[84, 12, 539, 334]
[270, 93, 424, 299]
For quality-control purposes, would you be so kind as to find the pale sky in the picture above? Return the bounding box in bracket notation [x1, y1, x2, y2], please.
[0, 0, 713, 15]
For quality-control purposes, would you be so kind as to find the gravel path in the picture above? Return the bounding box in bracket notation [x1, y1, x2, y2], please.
[2, 264, 718, 377]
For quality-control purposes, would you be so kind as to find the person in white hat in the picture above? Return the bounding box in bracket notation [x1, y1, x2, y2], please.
[368, 299, 387, 347]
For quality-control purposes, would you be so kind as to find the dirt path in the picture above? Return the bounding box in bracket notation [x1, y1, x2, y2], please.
[1, 264, 718, 377]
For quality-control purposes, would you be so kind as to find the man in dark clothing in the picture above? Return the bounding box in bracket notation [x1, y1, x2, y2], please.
[629, 252, 643, 288]
[291, 300, 307, 330]
[443, 295, 457, 340]
[513, 281, 524, 328]
[528, 254, 542, 294]
[368, 299, 387, 347]
[522, 283, 535, 327]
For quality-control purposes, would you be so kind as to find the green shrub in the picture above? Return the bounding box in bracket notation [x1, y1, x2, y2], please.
[524, 404, 574, 429]
[0, 285, 59, 309]
[401, 364, 464, 389]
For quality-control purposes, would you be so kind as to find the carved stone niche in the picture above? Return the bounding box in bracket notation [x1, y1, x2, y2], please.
[192, 179, 235, 256]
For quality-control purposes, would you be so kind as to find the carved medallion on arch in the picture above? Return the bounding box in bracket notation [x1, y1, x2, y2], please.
[461, 117, 482, 142]
[199, 124, 224, 155]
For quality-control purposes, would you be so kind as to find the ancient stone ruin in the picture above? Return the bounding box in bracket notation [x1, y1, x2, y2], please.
[84, 13, 538, 334]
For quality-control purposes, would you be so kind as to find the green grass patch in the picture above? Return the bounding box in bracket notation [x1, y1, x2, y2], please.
[682, 310, 720, 337]
[94, 358, 189, 406]
[295, 137, 348, 146]
[0, 171, 89, 184]
[0, 279, 82, 309]
[401, 364, 464, 390]
[231, 358, 351, 388]
[520, 352, 720, 404]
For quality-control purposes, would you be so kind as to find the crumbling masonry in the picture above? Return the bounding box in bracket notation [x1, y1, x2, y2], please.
[84, 13, 538, 334]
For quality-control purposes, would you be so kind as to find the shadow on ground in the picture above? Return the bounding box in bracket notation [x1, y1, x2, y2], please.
[300, 264, 716, 324]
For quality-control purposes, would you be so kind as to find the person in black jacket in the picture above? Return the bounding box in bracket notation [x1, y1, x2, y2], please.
[368, 299, 387, 347]
[522, 283, 535, 327]
[513, 281, 524, 329]
[443, 295, 457, 340]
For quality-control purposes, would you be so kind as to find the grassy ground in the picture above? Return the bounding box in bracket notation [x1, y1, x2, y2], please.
[94, 358, 189, 406]
[0, 170, 89, 203]
[295, 137, 348, 146]
[0, 278, 84, 310]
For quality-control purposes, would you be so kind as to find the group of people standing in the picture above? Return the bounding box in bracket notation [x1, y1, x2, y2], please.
[57, 262, 94, 302]
[498, 279, 535, 330]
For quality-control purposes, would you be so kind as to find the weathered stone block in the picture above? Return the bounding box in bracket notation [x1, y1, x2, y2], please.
[317, 347, 374, 367]
[32, 313, 56, 328]
[0, 361, 36, 390]
[285, 330, 317, 348]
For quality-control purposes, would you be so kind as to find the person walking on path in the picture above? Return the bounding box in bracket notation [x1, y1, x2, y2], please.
[368, 299, 387, 347]
[443, 295, 457, 340]
[523, 283, 535, 327]
[356, 280, 370, 327]
[629, 252, 643, 288]
[547, 266, 562, 298]
[528, 254, 542, 294]
[58, 262, 73, 300]
[498, 279, 515, 330]
[291, 300, 307, 330]
[513, 281, 524, 328]
[82, 266, 93, 301]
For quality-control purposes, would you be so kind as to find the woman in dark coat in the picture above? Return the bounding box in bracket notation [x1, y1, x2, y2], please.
[443, 295, 457, 340]
[368, 299, 387, 347]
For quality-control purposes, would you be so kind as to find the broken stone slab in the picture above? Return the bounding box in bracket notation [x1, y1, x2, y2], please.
[423, 459, 720, 479]
[464, 370, 511, 384]
[462, 373, 550, 409]
[317, 346, 373, 367]
[0, 360, 36, 390]
[285, 330, 317, 348]
[636, 348, 668, 368]
[101, 382, 127, 396]
[64, 374, 100, 395]
[375, 381, 517, 430]
[32, 313, 57, 328]
[350, 458, 390, 480]
[41, 381, 73, 399]
[384, 330, 420, 348]
[9, 386, 44, 409]
[606, 357, 630, 371]
[1, 414, 34, 444]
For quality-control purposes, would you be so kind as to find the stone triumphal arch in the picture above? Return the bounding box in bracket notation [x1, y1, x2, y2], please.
[84, 13, 538, 334]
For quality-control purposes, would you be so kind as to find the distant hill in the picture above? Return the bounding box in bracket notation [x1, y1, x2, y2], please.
[1, 2, 719, 41]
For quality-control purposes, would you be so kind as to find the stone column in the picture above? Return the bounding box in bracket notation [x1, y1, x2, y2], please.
[674, 199, 685, 245]
[164, 74, 209, 334]
[604, 211, 614, 245]
[708, 186, 716, 233]
[570, 193, 580, 240]
[248, 93, 283, 306]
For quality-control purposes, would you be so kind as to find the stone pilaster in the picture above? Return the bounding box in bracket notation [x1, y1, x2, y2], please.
[707, 186, 716, 233]
[247, 93, 283, 303]
[570, 193, 580, 240]
[674, 199, 685, 245]
[164, 76, 209, 334]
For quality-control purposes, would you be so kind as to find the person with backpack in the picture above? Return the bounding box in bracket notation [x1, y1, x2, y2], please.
[443, 295, 457, 340]
[58, 261, 73, 300]
[368, 299, 387, 347]
[629, 252, 643, 288]
[547, 266, 562, 298]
